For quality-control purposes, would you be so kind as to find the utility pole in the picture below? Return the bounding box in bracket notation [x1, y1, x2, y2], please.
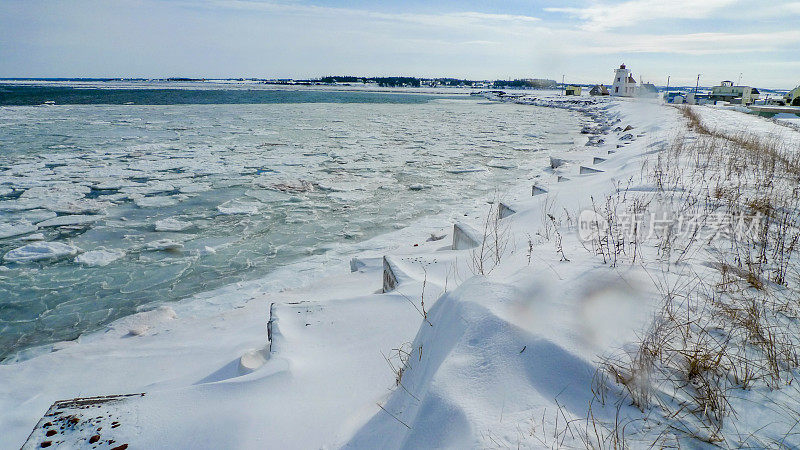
[562, 74, 565, 95]
[737, 72, 743, 85]
[666, 75, 670, 91]
[695, 74, 701, 94]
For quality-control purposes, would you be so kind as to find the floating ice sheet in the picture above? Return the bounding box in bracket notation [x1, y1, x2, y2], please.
[4, 242, 80, 263]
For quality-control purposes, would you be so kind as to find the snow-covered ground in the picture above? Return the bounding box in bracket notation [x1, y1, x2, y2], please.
[4, 95, 800, 449]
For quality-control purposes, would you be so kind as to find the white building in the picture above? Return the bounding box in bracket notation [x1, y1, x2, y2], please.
[610, 64, 636, 97]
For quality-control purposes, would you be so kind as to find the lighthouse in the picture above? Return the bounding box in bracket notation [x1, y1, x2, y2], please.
[611, 63, 636, 97]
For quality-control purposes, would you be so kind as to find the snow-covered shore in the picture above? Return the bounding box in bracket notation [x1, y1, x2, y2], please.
[5, 95, 800, 449]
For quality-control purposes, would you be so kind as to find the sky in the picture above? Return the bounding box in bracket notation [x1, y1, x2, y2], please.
[1, 0, 799, 88]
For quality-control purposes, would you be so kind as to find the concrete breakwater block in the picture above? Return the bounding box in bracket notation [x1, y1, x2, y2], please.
[558, 176, 570, 182]
[382, 256, 404, 294]
[580, 166, 604, 174]
[498, 202, 516, 219]
[593, 157, 607, 164]
[349, 256, 383, 273]
[549, 156, 566, 169]
[235, 302, 278, 373]
[267, 302, 277, 353]
[382, 256, 418, 293]
[452, 222, 482, 250]
[532, 185, 548, 196]
[383, 256, 399, 293]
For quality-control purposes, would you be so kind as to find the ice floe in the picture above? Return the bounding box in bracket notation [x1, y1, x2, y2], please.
[3, 242, 80, 263]
[41, 199, 113, 214]
[19, 184, 90, 202]
[217, 200, 261, 215]
[486, 161, 517, 169]
[446, 167, 486, 174]
[154, 218, 192, 232]
[0, 222, 38, 239]
[0, 199, 43, 212]
[144, 239, 184, 251]
[134, 196, 180, 208]
[178, 183, 212, 193]
[74, 249, 126, 267]
[12, 209, 57, 223]
[36, 215, 102, 228]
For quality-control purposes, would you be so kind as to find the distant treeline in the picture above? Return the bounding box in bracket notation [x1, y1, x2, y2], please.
[313, 76, 558, 89]
[0, 76, 558, 89]
[318, 76, 421, 87]
[493, 79, 558, 88]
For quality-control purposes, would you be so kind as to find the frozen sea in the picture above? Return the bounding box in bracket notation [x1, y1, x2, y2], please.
[0, 83, 583, 361]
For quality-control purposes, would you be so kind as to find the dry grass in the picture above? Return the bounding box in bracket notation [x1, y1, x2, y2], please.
[471, 201, 511, 275]
[584, 106, 800, 447]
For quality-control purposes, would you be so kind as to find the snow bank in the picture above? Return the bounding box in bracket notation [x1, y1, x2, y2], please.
[8, 94, 800, 449]
[346, 267, 652, 448]
[110, 305, 177, 337]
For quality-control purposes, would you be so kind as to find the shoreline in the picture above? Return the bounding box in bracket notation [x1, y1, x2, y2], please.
[0, 93, 664, 446]
[1, 96, 592, 364]
[0, 79, 562, 96]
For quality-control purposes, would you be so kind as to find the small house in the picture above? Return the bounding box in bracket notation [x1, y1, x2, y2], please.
[663, 92, 686, 104]
[709, 80, 760, 105]
[638, 83, 659, 97]
[565, 85, 582, 96]
[589, 85, 610, 96]
[686, 92, 712, 105]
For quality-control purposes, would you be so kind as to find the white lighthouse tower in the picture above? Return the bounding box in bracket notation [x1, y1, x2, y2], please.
[611, 63, 636, 97]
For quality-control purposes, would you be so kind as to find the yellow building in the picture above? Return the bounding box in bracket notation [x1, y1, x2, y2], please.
[565, 85, 581, 96]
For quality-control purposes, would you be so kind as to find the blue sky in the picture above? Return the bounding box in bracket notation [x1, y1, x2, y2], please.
[1, 0, 799, 88]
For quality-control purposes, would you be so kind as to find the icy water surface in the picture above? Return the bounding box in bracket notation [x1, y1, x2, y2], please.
[0, 86, 583, 360]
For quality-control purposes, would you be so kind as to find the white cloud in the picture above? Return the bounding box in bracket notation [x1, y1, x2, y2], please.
[562, 30, 800, 55]
[1, 0, 799, 87]
[200, 1, 540, 28]
[546, 0, 738, 31]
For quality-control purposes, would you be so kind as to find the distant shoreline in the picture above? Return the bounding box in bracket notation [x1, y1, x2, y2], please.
[0, 78, 567, 96]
